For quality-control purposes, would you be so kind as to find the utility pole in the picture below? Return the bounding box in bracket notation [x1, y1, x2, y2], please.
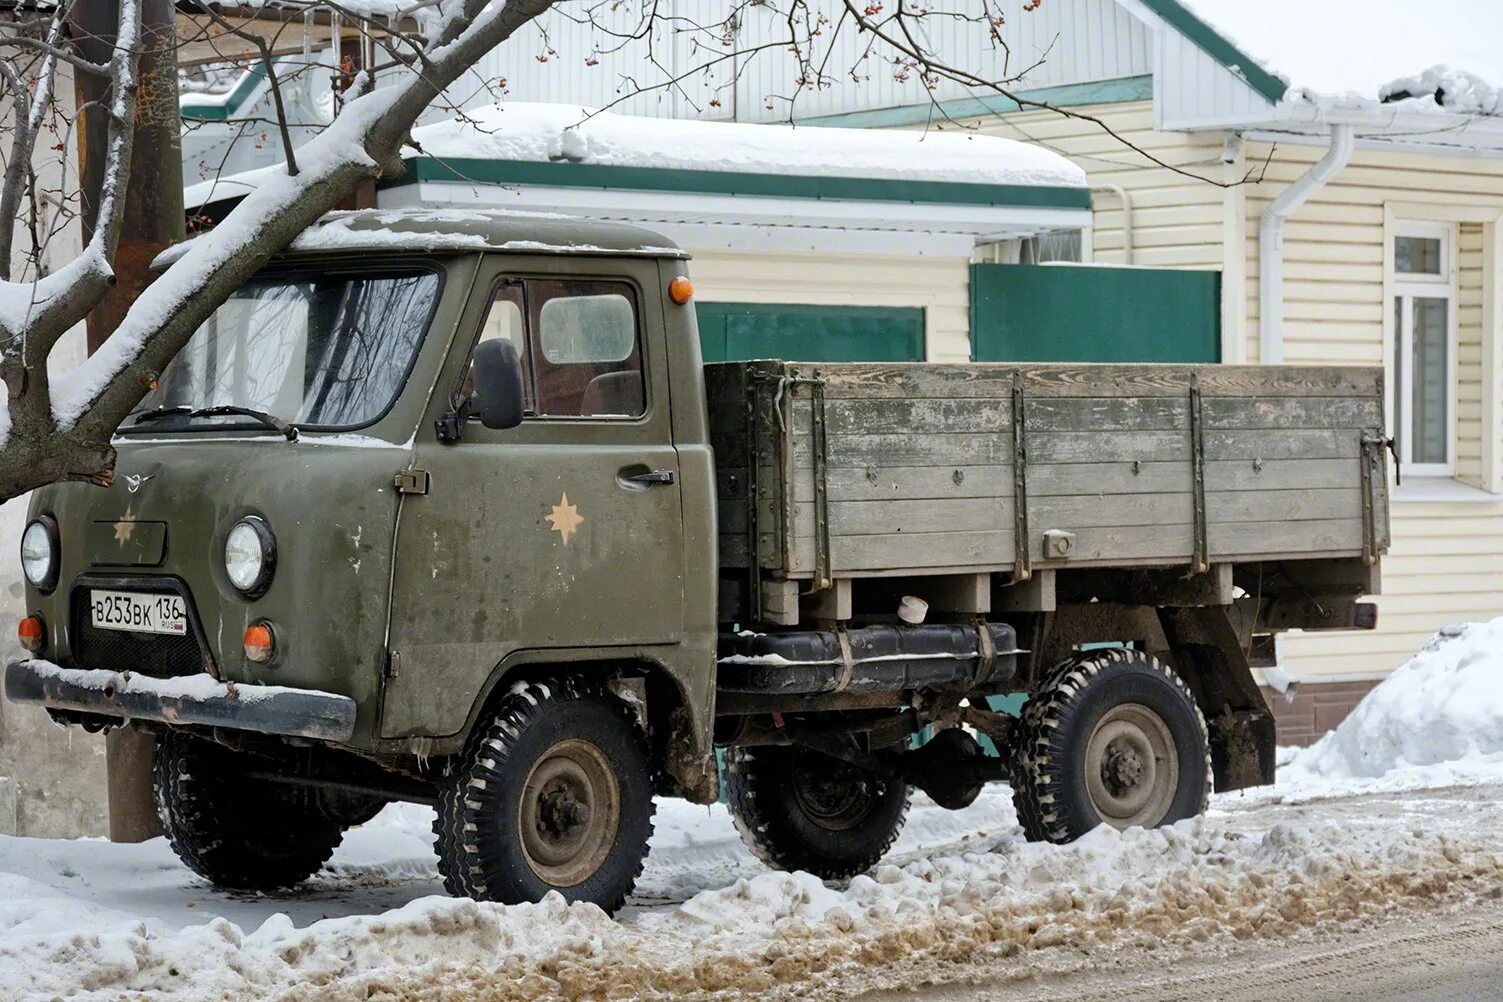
[70, 0, 185, 842]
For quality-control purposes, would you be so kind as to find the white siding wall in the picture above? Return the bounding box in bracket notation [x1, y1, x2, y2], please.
[687, 249, 972, 361]
[478, 0, 1149, 122]
[1152, 29, 1277, 130]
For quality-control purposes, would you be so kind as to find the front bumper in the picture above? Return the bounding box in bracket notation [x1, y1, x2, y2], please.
[4, 659, 356, 742]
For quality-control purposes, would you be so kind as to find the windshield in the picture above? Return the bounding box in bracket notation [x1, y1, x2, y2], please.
[130, 268, 442, 432]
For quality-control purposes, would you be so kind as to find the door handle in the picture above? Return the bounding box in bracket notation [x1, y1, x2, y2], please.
[625, 470, 676, 486]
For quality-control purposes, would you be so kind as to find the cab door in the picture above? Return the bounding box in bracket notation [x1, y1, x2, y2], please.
[380, 257, 685, 739]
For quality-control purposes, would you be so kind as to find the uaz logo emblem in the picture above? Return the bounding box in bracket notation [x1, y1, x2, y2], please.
[124, 474, 154, 494]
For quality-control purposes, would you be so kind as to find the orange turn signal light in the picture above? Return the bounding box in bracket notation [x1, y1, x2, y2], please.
[17, 616, 44, 654]
[244, 622, 275, 663]
[668, 276, 694, 305]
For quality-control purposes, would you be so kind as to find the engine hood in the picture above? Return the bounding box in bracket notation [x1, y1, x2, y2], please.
[24, 432, 411, 716]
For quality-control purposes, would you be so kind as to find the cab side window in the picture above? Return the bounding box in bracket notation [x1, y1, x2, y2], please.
[529, 280, 645, 418]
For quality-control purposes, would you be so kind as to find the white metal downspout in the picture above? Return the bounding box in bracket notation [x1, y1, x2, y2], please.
[1258, 124, 1355, 363]
[1092, 184, 1133, 265]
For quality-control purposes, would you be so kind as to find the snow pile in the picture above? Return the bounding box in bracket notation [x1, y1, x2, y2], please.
[411, 102, 1087, 188]
[1380, 66, 1500, 117]
[1282, 618, 1503, 794]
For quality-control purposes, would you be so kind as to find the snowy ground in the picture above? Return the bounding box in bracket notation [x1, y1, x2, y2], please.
[3, 620, 1503, 1000]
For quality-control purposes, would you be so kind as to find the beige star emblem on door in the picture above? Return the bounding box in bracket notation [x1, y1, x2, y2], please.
[114, 505, 136, 544]
[546, 492, 584, 544]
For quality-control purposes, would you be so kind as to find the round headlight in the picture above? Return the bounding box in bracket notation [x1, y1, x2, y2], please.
[224, 517, 275, 597]
[20, 517, 58, 592]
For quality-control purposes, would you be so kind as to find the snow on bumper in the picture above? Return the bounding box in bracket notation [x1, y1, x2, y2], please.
[3, 659, 357, 742]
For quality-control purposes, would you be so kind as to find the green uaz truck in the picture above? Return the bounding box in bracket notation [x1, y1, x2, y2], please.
[8, 210, 1389, 913]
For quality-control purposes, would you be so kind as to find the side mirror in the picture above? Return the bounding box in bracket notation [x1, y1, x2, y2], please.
[472, 338, 525, 430]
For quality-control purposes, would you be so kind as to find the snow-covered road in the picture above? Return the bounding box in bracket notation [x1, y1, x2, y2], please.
[2, 779, 1501, 1001]
[2, 619, 1502, 1000]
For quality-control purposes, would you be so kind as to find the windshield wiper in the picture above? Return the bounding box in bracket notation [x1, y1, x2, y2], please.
[130, 405, 194, 425]
[190, 406, 300, 441]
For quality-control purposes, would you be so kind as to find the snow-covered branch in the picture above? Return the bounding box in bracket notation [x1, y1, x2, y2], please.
[0, 0, 558, 500]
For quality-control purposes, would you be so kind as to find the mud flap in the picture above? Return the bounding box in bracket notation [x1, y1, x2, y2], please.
[1156, 606, 1277, 791]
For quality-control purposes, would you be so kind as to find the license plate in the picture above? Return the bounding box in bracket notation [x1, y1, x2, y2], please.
[89, 590, 188, 637]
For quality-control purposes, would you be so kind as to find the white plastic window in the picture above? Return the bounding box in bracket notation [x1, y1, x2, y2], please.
[1391, 221, 1456, 477]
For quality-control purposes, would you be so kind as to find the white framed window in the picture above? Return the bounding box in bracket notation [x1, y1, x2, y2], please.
[1391, 221, 1457, 478]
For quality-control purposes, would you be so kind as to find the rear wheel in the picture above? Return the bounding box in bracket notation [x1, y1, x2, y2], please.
[1011, 649, 1210, 844]
[153, 730, 345, 890]
[725, 745, 909, 879]
[433, 679, 654, 914]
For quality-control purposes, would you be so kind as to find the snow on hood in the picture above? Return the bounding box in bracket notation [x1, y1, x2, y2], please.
[1178, 0, 1503, 117]
[409, 102, 1087, 188]
[1282, 617, 1503, 791]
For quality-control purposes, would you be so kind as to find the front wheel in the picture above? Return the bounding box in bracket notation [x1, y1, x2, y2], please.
[725, 745, 909, 879]
[432, 679, 655, 914]
[153, 730, 346, 890]
[1011, 650, 1211, 844]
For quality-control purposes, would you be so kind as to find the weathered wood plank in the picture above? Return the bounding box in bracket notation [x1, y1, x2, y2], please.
[1031, 492, 1195, 529]
[1027, 430, 1188, 464]
[1201, 396, 1382, 430]
[787, 397, 1012, 436]
[812, 464, 1015, 503]
[790, 432, 1014, 469]
[789, 497, 1013, 538]
[1029, 461, 1194, 496]
[1031, 523, 1194, 563]
[1206, 488, 1361, 523]
[1204, 459, 1359, 492]
[816, 363, 1380, 400]
[1208, 519, 1364, 558]
[1204, 428, 1362, 461]
[1026, 397, 1188, 431]
[786, 530, 1016, 574]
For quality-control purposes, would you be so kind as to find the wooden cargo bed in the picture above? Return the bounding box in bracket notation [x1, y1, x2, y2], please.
[706, 361, 1391, 617]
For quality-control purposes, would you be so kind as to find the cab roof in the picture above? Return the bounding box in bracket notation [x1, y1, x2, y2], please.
[153, 208, 686, 270]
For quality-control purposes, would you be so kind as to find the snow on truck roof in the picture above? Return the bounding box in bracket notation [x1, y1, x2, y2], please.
[154, 209, 685, 269]
[1178, 0, 1502, 116]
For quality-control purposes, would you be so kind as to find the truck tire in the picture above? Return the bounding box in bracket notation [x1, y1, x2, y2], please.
[1011, 649, 1211, 844]
[725, 745, 909, 880]
[152, 730, 345, 890]
[433, 679, 654, 914]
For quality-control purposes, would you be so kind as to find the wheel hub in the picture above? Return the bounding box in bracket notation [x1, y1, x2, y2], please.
[1103, 741, 1145, 793]
[518, 738, 620, 887]
[1083, 703, 1179, 830]
[537, 788, 591, 835]
[790, 753, 879, 831]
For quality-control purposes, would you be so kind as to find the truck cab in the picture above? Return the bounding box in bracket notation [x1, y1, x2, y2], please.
[9, 209, 1387, 913]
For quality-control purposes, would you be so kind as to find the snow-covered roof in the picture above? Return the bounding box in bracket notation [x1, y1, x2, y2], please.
[1179, 0, 1501, 116]
[184, 102, 1091, 258]
[409, 103, 1086, 190]
[155, 208, 685, 270]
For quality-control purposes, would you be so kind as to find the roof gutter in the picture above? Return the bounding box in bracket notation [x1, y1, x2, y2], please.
[1258, 124, 1354, 363]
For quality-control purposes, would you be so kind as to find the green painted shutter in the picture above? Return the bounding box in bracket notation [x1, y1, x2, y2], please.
[695, 303, 924, 363]
[970, 264, 1220, 363]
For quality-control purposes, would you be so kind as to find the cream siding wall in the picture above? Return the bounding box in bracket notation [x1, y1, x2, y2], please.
[1459, 223, 1486, 488]
[972, 101, 1227, 270]
[1238, 142, 1503, 680]
[685, 249, 973, 362]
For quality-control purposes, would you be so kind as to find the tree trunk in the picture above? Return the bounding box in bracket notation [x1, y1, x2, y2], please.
[71, 0, 185, 844]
